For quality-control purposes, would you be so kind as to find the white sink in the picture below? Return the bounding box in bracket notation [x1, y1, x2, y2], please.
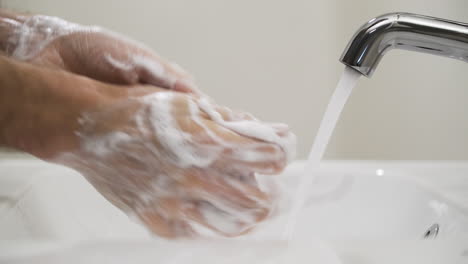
[248, 162, 468, 241]
[1, 158, 468, 263]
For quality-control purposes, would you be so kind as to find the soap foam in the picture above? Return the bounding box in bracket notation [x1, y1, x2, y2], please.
[6, 14, 180, 90]
[10, 15, 96, 60]
[62, 91, 295, 238]
[144, 93, 213, 168]
[197, 97, 296, 163]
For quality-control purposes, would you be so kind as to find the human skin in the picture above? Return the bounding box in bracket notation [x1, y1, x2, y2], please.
[0, 55, 294, 238]
[0, 9, 296, 239]
[0, 9, 198, 93]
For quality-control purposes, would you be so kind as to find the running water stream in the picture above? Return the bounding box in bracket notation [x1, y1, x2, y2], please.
[283, 66, 362, 240]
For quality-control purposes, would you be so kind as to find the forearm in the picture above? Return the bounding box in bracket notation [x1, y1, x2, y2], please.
[0, 55, 113, 158]
[0, 55, 22, 147]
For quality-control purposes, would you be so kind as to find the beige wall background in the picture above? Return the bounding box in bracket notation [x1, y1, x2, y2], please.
[3, 0, 468, 160]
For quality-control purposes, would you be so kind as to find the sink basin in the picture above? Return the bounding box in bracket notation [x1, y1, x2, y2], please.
[1, 159, 468, 240]
[0, 159, 149, 240]
[1, 158, 468, 263]
[248, 162, 468, 241]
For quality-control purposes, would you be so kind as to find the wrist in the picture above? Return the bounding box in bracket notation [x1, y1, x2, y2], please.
[0, 56, 119, 159]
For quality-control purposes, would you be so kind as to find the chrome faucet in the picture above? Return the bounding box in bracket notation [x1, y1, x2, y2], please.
[340, 12, 468, 77]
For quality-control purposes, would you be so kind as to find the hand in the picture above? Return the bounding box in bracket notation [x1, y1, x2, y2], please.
[59, 85, 295, 238]
[0, 12, 297, 238]
[2, 14, 198, 93]
[1, 57, 296, 238]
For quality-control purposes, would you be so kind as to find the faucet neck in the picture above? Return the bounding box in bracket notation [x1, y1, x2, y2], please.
[340, 12, 468, 77]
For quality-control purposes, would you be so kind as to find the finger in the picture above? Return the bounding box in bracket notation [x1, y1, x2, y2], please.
[138, 198, 196, 238]
[195, 97, 295, 165]
[139, 210, 195, 238]
[201, 102, 291, 140]
[211, 105, 258, 122]
[210, 105, 256, 122]
[175, 95, 289, 142]
[194, 119, 288, 174]
[184, 201, 266, 237]
[151, 56, 193, 82]
[134, 53, 200, 94]
[180, 169, 272, 217]
[144, 93, 290, 174]
[264, 122, 291, 137]
[132, 55, 176, 89]
[98, 30, 198, 92]
[139, 198, 257, 238]
[222, 143, 288, 175]
[173, 78, 202, 95]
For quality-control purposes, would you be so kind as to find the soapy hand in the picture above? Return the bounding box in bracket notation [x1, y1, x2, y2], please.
[3, 14, 198, 93]
[0, 11, 296, 239]
[57, 86, 296, 238]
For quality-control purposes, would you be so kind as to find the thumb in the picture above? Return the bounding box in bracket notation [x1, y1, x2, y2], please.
[133, 54, 201, 94]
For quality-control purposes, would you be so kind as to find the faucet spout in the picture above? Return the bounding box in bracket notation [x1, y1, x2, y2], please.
[340, 12, 468, 77]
